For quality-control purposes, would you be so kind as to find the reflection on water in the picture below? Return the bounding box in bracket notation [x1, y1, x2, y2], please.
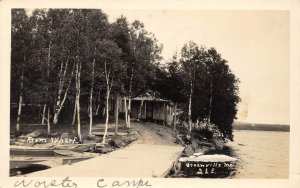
[9, 148, 95, 176]
[10, 164, 50, 176]
[229, 130, 289, 179]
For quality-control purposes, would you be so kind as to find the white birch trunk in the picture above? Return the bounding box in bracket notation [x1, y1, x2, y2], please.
[188, 80, 193, 133]
[102, 58, 111, 143]
[127, 98, 131, 128]
[88, 106, 93, 135]
[52, 113, 59, 125]
[208, 81, 213, 125]
[95, 105, 100, 115]
[124, 97, 128, 127]
[53, 61, 64, 124]
[127, 71, 133, 128]
[72, 102, 76, 126]
[95, 90, 101, 115]
[56, 61, 64, 109]
[53, 60, 74, 125]
[47, 107, 51, 135]
[16, 69, 24, 132]
[42, 103, 46, 125]
[102, 89, 110, 143]
[16, 91, 22, 131]
[137, 97, 144, 121]
[89, 92, 93, 135]
[173, 102, 178, 131]
[89, 59, 95, 135]
[46, 38, 51, 104]
[114, 94, 119, 134]
[75, 59, 82, 142]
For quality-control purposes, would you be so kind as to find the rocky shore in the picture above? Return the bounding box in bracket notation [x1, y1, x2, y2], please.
[10, 124, 138, 155]
[167, 125, 237, 178]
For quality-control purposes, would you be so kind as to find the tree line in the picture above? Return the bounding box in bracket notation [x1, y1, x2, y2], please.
[11, 9, 240, 142]
[154, 43, 240, 140]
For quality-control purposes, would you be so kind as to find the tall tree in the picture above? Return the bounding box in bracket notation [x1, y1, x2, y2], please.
[80, 10, 110, 135]
[49, 9, 76, 126]
[125, 20, 162, 126]
[152, 54, 186, 131]
[180, 41, 202, 133]
[11, 9, 32, 132]
[66, 9, 89, 142]
[206, 48, 240, 140]
[110, 16, 132, 132]
[178, 42, 240, 140]
[28, 9, 51, 130]
[28, 9, 75, 133]
[94, 39, 123, 143]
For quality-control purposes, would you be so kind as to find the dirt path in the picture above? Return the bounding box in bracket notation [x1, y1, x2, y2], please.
[92, 120, 178, 145]
[131, 121, 178, 145]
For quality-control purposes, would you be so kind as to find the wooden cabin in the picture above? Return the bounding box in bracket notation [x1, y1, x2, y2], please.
[110, 95, 174, 126]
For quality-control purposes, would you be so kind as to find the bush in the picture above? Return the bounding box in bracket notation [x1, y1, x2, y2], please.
[191, 128, 213, 140]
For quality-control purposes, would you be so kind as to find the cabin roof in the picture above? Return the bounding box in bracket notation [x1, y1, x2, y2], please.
[132, 95, 174, 105]
[133, 96, 167, 101]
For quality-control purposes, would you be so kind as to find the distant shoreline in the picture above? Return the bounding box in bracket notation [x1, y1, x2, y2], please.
[233, 129, 289, 132]
[233, 122, 290, 132]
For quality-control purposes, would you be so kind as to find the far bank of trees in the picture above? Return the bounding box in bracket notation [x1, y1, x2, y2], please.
[11, 9, 240, 142]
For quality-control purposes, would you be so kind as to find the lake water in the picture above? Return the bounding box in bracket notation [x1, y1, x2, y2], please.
[228, 130, 289, 179]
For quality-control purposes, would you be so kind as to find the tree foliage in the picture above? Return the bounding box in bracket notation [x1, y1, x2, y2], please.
[11, 9, 239, 141]
[154, 42, 240, 140]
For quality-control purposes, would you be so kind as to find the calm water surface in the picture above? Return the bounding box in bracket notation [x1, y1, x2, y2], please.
[229, 130, 289, 178]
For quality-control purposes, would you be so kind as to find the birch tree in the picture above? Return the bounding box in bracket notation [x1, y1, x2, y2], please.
[84, 10, 110, 135]
[26, 9, 74, 131]
[11, 9, 31, 132]
[179, 43, 240, 139]
[180, 41, 200, 133]
[66, 9, 88, 142]
[94, 39, 123, 143]
[110, 16, 132, 129]
[47, 9, 78, 126]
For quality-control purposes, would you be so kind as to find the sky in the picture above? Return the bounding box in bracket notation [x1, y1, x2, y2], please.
[105, 10, 290, 124]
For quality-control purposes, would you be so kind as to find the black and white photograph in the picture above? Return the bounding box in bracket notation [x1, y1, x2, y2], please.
[1, 0, 300, 188]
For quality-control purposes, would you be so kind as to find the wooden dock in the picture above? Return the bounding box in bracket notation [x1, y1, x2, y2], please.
[26, 143, 184, 177]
